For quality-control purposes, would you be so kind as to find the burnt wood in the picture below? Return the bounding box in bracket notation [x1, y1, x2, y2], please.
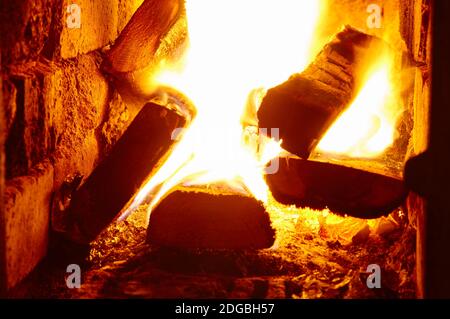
[64, 103, 186, 244]
[266, 157, 407, 219]
[101, 0, 186, 103]
[147, 186, 275, 249]
[103, 0, 183, 74]
[258, 26, 388, 158]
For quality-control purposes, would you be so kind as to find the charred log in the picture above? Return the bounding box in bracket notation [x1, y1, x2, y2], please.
[265, 157, 407, 219]
[58, 102, 187, 244]
[258, 26, 389, 158]
[101, 0, 187, 103]
[147, 186, 275, 249]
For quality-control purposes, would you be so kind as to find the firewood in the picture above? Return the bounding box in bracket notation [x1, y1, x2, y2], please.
[60, 102, 187, 244]
[101, 0, 187, 103]
[147, 186, 275, 249]
[258, 26, 389, 158]
[265, 157, 407, 219]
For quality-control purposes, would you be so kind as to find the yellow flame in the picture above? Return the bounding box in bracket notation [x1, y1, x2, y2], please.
[122, 1, 401, 221]
[317, 56, 398, 157]
[123, 0, 322, 214]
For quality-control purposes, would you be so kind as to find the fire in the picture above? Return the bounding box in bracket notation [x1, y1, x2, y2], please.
[121, 0, 322, 216]
[316, 56, 398, 157]
[121, 0, 400, 220]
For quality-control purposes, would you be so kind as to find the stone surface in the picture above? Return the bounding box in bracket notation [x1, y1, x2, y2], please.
[44, 54, 110, 187]
[59, 0, 119, 59]
[0, 0, 144, 64]
[59, 0, 146, 59]
[3, 53, 110, 182]
[3, 161, 54, 289]
[0, 0, 149, 292]
[1, 46, 114, 293]
[0, 0, 55, 64]
[52, 133, 100, 189]
[100, 90, 138, 155]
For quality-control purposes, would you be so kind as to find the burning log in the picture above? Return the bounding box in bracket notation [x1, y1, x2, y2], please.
[265, 157, 407, 219]
[147, 186, 275, 249]
[258, 26, 389, 158]
[58, 101, 187, 244]
[101, 0, 187, 103]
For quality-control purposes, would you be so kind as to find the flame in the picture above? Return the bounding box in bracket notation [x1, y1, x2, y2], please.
[317, 55, 398, 157]
[121, 1, 401, 221]
[121, 0, 322, 216]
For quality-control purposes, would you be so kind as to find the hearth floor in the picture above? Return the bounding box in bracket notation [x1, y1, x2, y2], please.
[10, 200, 416, 298]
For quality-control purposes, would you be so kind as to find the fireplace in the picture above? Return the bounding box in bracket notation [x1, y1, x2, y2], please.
[1, 0, 447, 299]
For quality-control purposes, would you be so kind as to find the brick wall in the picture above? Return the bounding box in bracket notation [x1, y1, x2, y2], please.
[0, 0, 143, 291]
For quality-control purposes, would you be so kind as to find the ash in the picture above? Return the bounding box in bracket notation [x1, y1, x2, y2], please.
[10, 199, 415, 298]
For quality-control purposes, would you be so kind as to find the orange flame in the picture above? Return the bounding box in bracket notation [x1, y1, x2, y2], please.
[317, 55, 399, 157]
[121, 0, 400, 220]
[122, 0, 322, 216]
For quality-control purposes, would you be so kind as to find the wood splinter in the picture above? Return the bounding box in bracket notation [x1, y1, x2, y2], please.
[258, 26, 390, 159]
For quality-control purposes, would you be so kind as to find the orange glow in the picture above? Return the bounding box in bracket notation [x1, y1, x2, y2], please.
[121, 1, 401, 221]
[317, 55, 399, 157]
[122, 0, 322, 216]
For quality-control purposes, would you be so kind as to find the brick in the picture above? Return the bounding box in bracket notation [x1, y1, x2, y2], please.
[58, 0, 149, 59]
[3, 161, 54, 289]
[1, 53, 111, 290]
[4, 54, 109, 181]
[0, 0, 54, 64]
[59, 0, 119, 59]
[52, 133, 99, 188]
[43, 54, 110, 187]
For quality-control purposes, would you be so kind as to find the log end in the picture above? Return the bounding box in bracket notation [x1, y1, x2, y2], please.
[147, 187, 276, 249]
[258, 76, 346, 158]
[257, 26, 389, 159]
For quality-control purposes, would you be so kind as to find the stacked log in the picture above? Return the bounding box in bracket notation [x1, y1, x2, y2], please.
[265, 157, 407, 219]
[258, 26, 389, 158]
